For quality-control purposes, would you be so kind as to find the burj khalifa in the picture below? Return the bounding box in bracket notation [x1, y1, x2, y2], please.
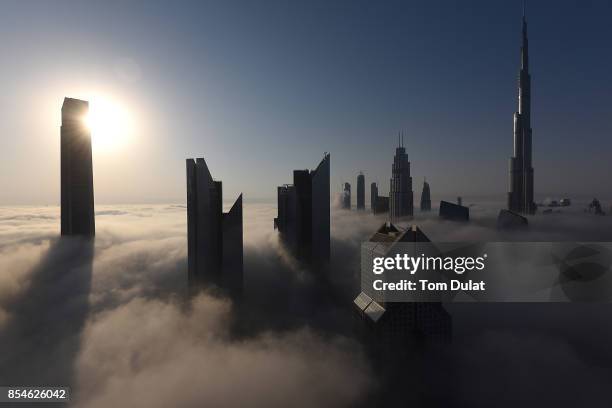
[508, 4, 536, 215]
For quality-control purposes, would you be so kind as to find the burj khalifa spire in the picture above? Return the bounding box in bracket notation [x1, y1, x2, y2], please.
[508, 1, 536, 215]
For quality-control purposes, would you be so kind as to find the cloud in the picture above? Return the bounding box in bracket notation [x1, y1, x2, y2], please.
[0, 204, 374, 407]
[74, 295, 371, 408]
[2, 202, 612, 407]
[0, 240, 50, 308]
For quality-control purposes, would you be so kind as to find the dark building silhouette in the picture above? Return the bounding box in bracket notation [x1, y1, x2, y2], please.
[371, 182, 389, 214]
[61, 97, 95, 236]
[588, 198, 605, 215]
[457, 196, 462, 206]
[354, 223, 451, 347]
[508, 6, 536, 215]
[274, 154, 330, 263]
[371, 182, 378, 213]
[389, 134, 413, 218]
[376, 197, 389, 214]
[186, 158, 243, 297]
[439, 200, 469, 221]
[357, 172, 365, 210]
[497, 209, 528, 229]
[342, 182, 351, 209]
[420, 179, 431, 211]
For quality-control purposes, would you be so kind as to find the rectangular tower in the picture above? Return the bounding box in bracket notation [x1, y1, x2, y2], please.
[357, 172, 365, 210]
[342, 182, 351, 209]
[274, 154, 330, 264]
[420, 180, 431, 211]
[371, 182, 378, 213]
[61, 97, 95, 236]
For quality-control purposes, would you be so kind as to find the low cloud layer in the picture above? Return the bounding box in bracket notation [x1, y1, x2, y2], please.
[75, 295, 370, 408]
[0, 204, 374, 408]
[1, 202, 612, 407]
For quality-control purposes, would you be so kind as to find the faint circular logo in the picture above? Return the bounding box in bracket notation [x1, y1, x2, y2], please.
[558, 244, 612, 301]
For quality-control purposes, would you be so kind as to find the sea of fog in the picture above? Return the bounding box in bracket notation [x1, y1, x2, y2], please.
[2, 201, 612, 407]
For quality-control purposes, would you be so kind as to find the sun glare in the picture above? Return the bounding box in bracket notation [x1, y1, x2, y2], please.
[83, 97, 134, 152]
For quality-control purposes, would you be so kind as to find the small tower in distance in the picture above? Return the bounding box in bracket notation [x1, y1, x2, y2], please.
[420, 178, 431, 211]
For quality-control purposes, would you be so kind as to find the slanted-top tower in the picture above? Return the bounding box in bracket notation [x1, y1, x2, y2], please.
[186, 158, 243, 298]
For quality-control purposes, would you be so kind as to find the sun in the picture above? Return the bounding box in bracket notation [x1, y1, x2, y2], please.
[83, 97, 134, 152]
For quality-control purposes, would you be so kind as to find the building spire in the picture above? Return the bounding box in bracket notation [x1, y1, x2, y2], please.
[521, 0, 529, 71]
[507, 0, 535, 215]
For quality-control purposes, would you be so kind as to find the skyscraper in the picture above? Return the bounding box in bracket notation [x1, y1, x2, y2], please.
[342, 182, 351, 209]
[389, 134, 413, 218]
[274, 154, 330, 264]
[439, 200, 469, 221]
[420, 179, 431, 211]
[186, 158, 243, 297]
[371, 182, 389, 214]
[354, 223, 451, 347]
[357, 172, 365, 210]
[371, 182, 378, 213]
[508, 4, 536, 215]
[61, 97, 95, 236]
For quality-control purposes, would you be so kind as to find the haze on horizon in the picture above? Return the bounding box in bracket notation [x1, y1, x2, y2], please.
[0, 0, 611, 205]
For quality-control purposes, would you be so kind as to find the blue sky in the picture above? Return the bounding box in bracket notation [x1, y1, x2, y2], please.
[0, 0, 610, 204]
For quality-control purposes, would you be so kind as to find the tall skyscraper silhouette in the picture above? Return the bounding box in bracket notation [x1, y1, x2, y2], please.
[61, 97, 95, 236]
[274, 154, 330, 264]
[342, 182, 351, 209]
[371, 182, 389, 214]
[508, 3, 536, 215]
[186, 158, 243, 297]
[420, 179, 431, 211]
[389, 133, 413, 218]
[356, 172, 365, 210]
[371, 182, 378, 213]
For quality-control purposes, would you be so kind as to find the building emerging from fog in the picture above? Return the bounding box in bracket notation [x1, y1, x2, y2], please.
[420, 179, 431, 211]
[439, 200, 469, 221]
[274, 154, 330, 264]
[186, 158, 243, 297]
[371, 182, 389, 215]
[357, 172, 365, 210]
[354, 223, 451, 346]
[508, 7, 536, 215]
[389, 134, 413, 218]
[61, 97, 95, 236]
[342, 182, 351, 209]
[371, 182, 378, 213]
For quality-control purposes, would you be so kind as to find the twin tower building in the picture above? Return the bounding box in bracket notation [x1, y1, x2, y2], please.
[186, 153, 331, 296]
[187, 154, 331, 296]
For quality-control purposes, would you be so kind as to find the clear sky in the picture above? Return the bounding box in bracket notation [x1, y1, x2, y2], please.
[0, 0, 610, 205]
